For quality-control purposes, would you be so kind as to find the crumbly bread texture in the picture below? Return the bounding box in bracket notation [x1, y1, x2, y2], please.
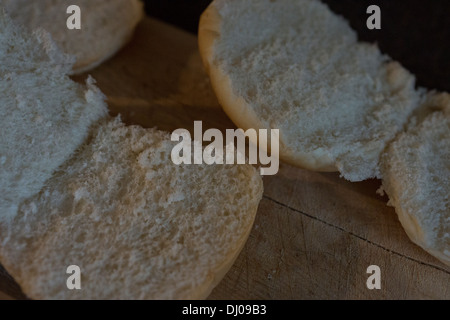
[0, 11, 263, 299]
[381, 93, 450, 266]
[0, 118, 264, 299]
[199, 0, 421, 181]
[1, 0, 144, 74]
[0, 11, 108, 219]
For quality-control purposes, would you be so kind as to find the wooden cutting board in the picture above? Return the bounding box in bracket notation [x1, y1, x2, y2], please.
[1, 17, 449, 300]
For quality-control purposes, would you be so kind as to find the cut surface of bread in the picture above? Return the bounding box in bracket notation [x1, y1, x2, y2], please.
[381, 93, 450, 266]
[199, 0, 421, 181]
[0, 118, 263, 299]
[0, 11, 263, 299]
[1, 0, 144, 74]
[0, 11, 108, 218]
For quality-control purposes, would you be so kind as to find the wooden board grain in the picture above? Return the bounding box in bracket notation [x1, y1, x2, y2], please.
[1, 17, 449, 300]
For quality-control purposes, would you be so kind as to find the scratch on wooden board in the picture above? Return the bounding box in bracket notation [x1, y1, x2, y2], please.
[263, 195, 450, 275]
[298, 207, 312, 281]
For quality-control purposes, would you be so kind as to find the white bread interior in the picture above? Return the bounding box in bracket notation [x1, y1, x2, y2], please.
[0, 11, 108, 219]
[199, 0, 421, 181]
[0, 118, 263, 299]
[1, 0, 144, 74]
[381, 92, 450, 266]
[0, 10, 264, 299]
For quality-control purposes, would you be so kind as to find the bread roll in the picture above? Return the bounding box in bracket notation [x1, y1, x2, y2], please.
[199, 0, 421, 182]
[1, 0, 144, 74]
[0, 9, 264, 299]
[381, 93, 450, 266]
[0, 118, 263, 299]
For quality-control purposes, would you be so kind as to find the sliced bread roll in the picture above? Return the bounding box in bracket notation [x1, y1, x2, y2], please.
[0, 118, 263, 299]
[0, 11, 108, 218]
[381, 93, 450, 266]
[1, 0, 144, 74]
[199, 0, 421, 181]
[0, 11, 263, 299]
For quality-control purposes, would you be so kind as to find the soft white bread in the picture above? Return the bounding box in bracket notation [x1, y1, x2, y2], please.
[0, 118, 263, 299]
[0, 11, 108, 219]
[381, 93, 450, 266]
[0, 12, 263, 299]
[199, 0, 421, 181]
[1, 0, 144, 74]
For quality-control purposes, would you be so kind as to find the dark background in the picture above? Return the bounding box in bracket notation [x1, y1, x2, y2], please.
[144, 0, 449, 92]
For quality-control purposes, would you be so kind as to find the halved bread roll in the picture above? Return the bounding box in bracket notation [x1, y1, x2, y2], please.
[1, 0, 144, 74]
[0, 118, 263, 299]
[381, 93, 450, 266]
[199, 0, 421, 181]
[0, 10, 263, 299]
